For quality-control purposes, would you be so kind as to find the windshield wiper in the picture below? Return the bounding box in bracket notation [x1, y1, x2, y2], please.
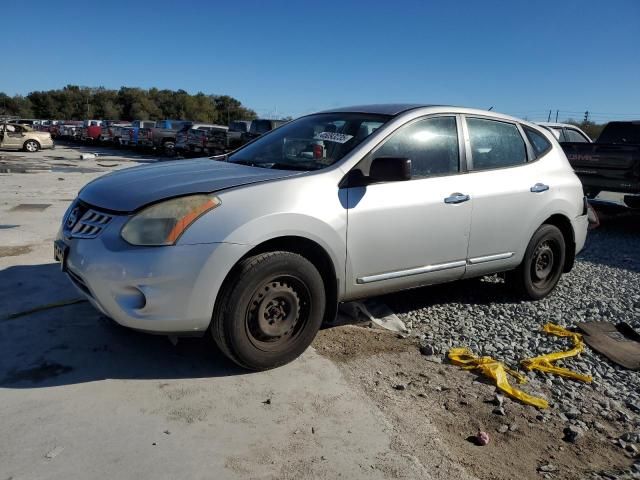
[230, 159, 262, 168]
[268, 162, 321, 171]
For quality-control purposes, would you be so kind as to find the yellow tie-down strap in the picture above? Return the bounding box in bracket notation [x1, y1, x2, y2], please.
[520, 323, 593, 383]
[448, 348, 549, 409]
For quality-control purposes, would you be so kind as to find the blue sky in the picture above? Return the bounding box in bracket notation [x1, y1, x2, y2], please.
[4, 0, 639, 122]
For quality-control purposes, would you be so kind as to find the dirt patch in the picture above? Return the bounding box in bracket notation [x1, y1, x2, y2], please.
[314, 324, 414, 361]
[316, 325, 632, 480]
[0, 245, 32, 258]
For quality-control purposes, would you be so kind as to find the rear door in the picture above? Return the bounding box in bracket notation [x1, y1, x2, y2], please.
[462, 117, 550, 277]
[344, 115, 473, 299]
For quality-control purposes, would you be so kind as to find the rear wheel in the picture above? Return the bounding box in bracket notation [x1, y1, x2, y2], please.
[508, 224, 565, 300]
[211, 251, 326, 370]
[23, 140, 40, 152]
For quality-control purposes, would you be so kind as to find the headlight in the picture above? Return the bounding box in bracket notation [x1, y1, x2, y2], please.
[121, 194, 221, 246]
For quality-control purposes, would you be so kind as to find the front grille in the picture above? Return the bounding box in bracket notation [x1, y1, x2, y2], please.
[70, 209, 113, 239]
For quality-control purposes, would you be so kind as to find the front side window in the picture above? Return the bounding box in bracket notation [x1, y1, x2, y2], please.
[373, 116, 459, 178]
[228, 113, 389, 171]
[564, 128, 589, 143]
[467, 117, 526, 170]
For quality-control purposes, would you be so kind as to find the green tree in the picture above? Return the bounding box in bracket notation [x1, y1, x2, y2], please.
[0, 86, 256, 123]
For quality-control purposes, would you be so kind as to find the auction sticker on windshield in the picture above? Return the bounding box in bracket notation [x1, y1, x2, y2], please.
[314, 132, 354, 143]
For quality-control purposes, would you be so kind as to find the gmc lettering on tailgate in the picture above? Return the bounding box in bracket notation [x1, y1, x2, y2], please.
[567, 153, 599, 162]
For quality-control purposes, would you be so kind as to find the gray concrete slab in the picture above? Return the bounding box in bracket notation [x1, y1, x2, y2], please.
[0, 144, 433, 479]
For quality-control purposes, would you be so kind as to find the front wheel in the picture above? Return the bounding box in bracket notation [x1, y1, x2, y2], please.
[508, 224, 566, 300]
[211, 251, 326, 370]
[23, 140, 40, 152]
[163, 141, 176, 156]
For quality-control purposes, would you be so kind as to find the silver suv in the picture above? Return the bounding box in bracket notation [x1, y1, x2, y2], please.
[56, 105, 588, 370]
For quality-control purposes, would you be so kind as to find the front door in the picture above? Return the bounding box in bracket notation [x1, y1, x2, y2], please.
[344, 115, 473, 299]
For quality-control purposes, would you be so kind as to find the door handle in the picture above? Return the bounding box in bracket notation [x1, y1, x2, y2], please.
[444, 193, 470, 204]
[530, 183, 549, 193]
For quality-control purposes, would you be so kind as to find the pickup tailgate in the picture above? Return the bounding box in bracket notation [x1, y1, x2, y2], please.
[562, 142, 640, 194]
[563, 143, 640, 169]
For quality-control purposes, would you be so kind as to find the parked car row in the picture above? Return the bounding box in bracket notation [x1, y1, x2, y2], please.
[27, 117, 287, 157]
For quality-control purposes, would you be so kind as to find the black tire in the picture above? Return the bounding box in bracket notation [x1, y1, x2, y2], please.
[211, 251, 326, 370]
[508, 224, 566, 300]
[23, 139, 40, 152]
[163, 141, 176, 156]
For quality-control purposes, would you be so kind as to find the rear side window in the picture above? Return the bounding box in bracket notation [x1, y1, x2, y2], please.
[523, 126, 552, 157]
[564, 128, 589, 143]
[597, 122, 640, 144]
[374, 116, 459, 178]
[467, 118, 526, 170]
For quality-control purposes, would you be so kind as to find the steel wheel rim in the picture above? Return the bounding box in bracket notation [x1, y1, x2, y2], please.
[245, 275, 311, 352]
[531, 239, 560, 288]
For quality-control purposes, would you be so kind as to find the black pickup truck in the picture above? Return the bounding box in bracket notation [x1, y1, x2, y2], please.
[558, 121, 640, 205]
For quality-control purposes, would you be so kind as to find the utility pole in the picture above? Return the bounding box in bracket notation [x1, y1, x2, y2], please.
[547, 110, 552, 122]
[555, 110, 559, 122]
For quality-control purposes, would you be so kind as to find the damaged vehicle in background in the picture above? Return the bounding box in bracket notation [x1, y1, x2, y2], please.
[0, 123, 54, 152]
[175, 123, 229, 157]
[55, 105, 588, 371]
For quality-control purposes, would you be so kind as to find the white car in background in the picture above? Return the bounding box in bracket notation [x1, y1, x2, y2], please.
[537, 122, 592, 143]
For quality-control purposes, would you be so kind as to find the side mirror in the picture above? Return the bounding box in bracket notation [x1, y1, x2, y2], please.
[369, 157, 412, 183]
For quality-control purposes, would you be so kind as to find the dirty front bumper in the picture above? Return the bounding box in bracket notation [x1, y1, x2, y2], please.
[54, 218, 250, 334]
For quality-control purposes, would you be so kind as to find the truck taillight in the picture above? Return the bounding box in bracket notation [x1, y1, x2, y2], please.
[313, 144, 324, 159]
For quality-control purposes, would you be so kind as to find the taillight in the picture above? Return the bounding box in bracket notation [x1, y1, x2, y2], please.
[313, 144, 324, 159]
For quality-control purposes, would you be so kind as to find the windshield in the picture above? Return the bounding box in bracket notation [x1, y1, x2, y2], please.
[228, 113, 390, 171]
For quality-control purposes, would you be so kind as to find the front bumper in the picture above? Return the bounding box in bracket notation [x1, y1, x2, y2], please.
[40, 138, 55, 149]
[56, 224, 251, 333]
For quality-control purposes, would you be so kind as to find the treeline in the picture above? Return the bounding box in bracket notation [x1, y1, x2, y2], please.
[0, 85, 257, 124]
[564, 119, 606, 140]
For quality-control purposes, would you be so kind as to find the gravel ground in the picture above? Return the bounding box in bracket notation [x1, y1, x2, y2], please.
[381, 210, 640, 478]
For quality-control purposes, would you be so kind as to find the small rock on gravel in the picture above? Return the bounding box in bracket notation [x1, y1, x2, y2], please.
[493, 406, 506, 416]
[474, 431, 490, 446]
[538, 463, 559, 473]
[419, 344, 436, 356]
[620, 432, 640, 443]
[563, 425, 584, 443]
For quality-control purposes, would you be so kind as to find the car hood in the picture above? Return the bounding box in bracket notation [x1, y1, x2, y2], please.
[79, 158, 300, 212]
